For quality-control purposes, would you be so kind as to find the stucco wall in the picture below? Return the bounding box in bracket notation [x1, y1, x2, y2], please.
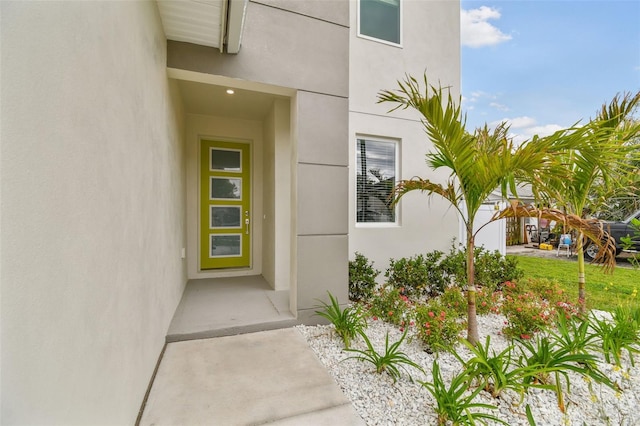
[0, 2, 186, 424]
[350, 0, 461, 118]
[348, 0, 462, 272]
[168, 0, 350, 314]
[262, 99, 292, 291]
[468, 205, 507, 255]
[167, 1, 349, 98]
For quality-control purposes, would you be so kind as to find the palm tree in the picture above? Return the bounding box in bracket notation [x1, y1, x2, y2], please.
[530, 92, 640, 314]
[378, 75, 617, 344]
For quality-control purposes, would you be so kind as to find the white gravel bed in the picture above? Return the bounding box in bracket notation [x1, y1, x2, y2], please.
[297, 314, 640, 425]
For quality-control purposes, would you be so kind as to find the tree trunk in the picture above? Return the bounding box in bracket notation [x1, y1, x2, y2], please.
[466, 232, 479, 345]
[576, 231, 587, 315]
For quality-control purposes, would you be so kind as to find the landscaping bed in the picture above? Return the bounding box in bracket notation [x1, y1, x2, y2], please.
[305, 249, 640, 425]
[298, 312, 640, 425]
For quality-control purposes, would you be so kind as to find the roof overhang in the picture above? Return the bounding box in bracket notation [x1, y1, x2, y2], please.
[156, 0, 247, 54]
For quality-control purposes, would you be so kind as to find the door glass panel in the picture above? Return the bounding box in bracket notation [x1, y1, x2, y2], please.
[210, 206, 242, 228]
[211, 149, 241, 171]
[210, 177, 242, 200]
[210, 234, 242, 257]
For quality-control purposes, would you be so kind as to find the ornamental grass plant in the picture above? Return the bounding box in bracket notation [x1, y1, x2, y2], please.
[420, 361, 508, 426]
[452, 336, 526, 398]
[517, 334, 615, 412]
[588, 306, 640, 367]
[314, 291, 366, 349]
[344, 328, 424, 383]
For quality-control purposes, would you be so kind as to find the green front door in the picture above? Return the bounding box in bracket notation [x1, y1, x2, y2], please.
[200, 140, 251, 269]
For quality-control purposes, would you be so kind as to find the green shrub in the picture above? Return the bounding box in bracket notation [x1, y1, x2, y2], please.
[519, 277, 569, 305]
[383, 243, 524, 300]
[499, 280, 580, 340]
[349, 252, 380, 301]
[475, 286, 499, 315]
[368, 286, 413, 326]
[439, 242, 524, 291]
[474, 248, 524, 291]
[439, 287, 467, 317]
[385, 251, 448, 298]
[415, 300, 464, 352]
[439, 243, 467, 286]
[500, 281, 552, 339]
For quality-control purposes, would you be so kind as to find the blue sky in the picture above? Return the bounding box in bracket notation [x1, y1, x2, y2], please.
[460, 0, 640, 143]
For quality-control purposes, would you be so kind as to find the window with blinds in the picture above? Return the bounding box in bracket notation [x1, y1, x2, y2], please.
[356, 138, 397, 223]
[358, 0, 401, 45]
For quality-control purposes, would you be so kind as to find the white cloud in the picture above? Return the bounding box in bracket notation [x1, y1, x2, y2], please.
[462, 90, 498, 106]
[524, 124, 564, 137]
[511, 124, 564, 145]
[493, 116, 536, 129]
[471, 91, 489, 99]
[461, 6, 512, 48]
[488, 117, 563, 144]
[489, 102, 509, 112]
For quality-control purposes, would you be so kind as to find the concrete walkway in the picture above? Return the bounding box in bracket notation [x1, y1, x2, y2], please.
[139, 328, 365, 425]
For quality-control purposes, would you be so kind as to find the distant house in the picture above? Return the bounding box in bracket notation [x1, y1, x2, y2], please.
[0, 0, 460, 423]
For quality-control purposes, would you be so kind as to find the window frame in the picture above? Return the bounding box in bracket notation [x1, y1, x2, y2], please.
[357, 0, 403, 47]
[355, 136, 400, 227]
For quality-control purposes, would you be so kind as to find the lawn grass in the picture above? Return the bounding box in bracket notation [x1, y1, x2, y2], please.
[508, 255, 639, 312]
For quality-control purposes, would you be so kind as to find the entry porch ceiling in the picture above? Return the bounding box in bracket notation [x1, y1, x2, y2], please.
[157, 0, 225, 50]
[176, 79, 287, 121]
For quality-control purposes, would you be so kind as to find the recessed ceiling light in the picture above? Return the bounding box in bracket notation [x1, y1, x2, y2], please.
[226, 89, 235, 95]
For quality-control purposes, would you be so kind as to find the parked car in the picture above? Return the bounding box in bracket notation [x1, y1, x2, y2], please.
[584, 209, 640, 261]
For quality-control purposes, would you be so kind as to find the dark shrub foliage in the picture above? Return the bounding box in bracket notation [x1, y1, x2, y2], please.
[349, 252, 380, 301]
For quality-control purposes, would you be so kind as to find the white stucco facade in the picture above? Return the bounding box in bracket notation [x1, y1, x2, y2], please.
[1, 2, 186, 423]
[348, 0, 462, 273]
[461, 205, 508, 256]
[0, 0, 461, 423]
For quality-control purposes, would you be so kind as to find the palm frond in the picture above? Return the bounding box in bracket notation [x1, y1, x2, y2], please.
[493, 204, 617, 270]
[392, 178, 457, 205]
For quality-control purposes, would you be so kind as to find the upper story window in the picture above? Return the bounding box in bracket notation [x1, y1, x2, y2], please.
[358, 0, 401, 46]
[356, 138, 398, 224]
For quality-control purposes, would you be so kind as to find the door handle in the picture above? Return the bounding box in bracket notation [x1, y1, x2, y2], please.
[245, 209, 250, 235]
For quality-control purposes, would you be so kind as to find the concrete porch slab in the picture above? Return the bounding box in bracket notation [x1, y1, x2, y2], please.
[167, 276, 298, 342]
[139, 328, 365, 426]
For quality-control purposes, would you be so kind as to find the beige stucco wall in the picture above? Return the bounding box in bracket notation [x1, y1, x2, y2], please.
[168, 1, 349, 98]
[349, 0, 462, 273]
[168, 0, 350, 315]
[262, 99, 292, 291]
[0, 2, 186, 424]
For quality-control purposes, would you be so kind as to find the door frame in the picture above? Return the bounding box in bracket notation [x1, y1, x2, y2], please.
[185, 120, 264, 280]
[200, 140, 252, 270]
